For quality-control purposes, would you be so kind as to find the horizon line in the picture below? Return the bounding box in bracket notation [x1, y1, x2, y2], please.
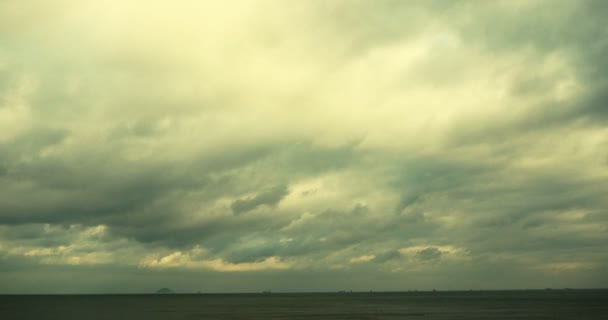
[2, 288, 607, 295]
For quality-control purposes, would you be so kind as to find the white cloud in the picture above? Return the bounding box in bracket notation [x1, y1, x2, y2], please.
[349, 255, 376, 264]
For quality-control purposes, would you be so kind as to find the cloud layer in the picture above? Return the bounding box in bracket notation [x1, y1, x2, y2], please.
[1, 0, 607, 293]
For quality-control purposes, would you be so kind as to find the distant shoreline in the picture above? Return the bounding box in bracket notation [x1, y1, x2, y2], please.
[2, 288, 607, 296]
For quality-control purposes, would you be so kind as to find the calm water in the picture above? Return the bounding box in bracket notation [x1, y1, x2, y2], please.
[1, 290, 607, 319]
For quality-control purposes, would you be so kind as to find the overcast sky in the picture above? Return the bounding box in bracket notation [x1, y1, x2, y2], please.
[1, 0, 607, 293]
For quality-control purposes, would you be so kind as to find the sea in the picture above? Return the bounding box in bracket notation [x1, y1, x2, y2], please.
[1, 290, 607, 319]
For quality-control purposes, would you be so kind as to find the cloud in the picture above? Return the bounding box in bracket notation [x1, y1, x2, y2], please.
[231, 185, 289, 214]
[0, 0, 607, 293]
[415, 247, 442, 261]
[140, 251, 292, 272]
[349, 255, 376, 264]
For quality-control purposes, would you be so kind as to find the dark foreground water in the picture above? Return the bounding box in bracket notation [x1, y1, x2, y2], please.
[1, 290, 607, 319]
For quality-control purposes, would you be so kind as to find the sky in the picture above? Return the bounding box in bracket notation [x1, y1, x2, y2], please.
[1, 0, 607, 293]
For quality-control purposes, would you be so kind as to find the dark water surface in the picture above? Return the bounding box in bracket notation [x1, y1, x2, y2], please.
[1, 290, 607, 319]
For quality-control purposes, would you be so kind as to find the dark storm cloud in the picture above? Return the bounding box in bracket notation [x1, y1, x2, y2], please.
[0, 128, 365, 262]
[373, 249, 402, 263]
[416, 247, 442, 261]
[231, 185, 289, 214]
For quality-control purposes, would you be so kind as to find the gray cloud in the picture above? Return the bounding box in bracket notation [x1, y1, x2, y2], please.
[416, 247, 442, 261]
[1, 0, 607, 293]
[231, 185, 289, 214]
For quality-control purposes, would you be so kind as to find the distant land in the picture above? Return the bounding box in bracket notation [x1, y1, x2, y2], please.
[135, 288, 608, 295]
[155, 288, 174, 294]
